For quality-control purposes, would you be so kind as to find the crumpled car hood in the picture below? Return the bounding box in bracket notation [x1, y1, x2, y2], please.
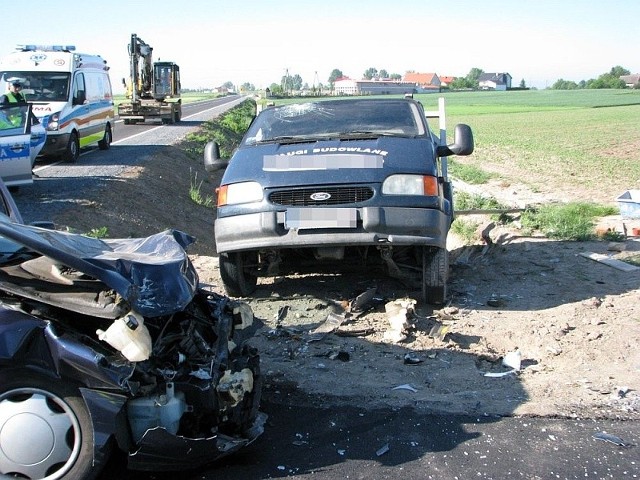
[0, 214, 198, 316]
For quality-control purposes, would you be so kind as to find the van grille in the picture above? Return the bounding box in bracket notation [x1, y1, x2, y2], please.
[269, 187, 374, 206]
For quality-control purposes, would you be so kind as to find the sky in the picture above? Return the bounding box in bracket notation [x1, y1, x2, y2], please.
[2, 0, 638, 93]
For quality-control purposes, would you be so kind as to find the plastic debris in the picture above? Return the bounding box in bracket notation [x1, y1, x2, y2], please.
[350, 287, 378, 312]
[309, 312, 346, 338]
[392, 383, 418, 393]
[483, 370, 517, 378]
[593, 432, 629, 447]
[328, 350, 350, 362]
[376, 443, 390, 456]
[502, 350, 522, 371]
[403, 352, 424, 365]
[428, 322, 449, 341]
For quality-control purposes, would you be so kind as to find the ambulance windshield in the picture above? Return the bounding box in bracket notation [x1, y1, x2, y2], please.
[0, 71, 70, 102]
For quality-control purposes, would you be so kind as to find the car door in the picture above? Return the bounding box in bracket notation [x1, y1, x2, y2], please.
[0, 104, 45, 188]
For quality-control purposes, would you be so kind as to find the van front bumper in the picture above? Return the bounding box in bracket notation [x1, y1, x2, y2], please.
[214, 207, 450, 253]
[40, 132, 71, 156]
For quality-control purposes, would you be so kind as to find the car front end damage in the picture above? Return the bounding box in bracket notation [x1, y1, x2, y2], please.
[0, 210, 265, 477]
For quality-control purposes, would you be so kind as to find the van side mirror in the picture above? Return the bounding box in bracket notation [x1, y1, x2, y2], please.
[73, 90, 86, 106]
[203, 141, 229, 172]
[436, 124, 474, 157]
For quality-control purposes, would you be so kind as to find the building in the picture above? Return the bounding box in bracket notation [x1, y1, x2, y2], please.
[478, 72, 513, 90]
[403, 72, 441, 91]
[333, 77, 416, 95]
[620, 74, 640, 88]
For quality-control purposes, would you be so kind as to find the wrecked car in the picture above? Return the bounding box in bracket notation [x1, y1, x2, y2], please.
[204, 97, 473, 304]
[0, 178, 264, 479]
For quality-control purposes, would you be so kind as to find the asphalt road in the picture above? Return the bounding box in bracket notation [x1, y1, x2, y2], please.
[12, 95, 245, 223]
[102, 392, 639, 479]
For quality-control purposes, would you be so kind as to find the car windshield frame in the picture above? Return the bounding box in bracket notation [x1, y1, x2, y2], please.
[243, 99, 427, 145]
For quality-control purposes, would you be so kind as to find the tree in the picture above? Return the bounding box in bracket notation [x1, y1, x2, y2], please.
[222, 81, 235, 91]
[466, 68, 484, 88]
[551, 79, 579, 90]
[379, 69, 389, 79]
[389, 73, 402, 80]
[240, 82, 255, 92]
[328, 69, 344, 86]
[609, 65, 630, 78]
[449, 67, 484, 90]
[363, 67, 378, 80]
[519, 79, 526, 88]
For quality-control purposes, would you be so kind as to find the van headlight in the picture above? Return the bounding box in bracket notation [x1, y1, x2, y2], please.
[46, 113, 60, 131]
[382, 174, 438, 196]
[217, 182, 263, 206]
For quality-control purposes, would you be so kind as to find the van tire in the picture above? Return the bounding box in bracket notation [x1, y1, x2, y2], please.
[63, 132, 80, 163]
[98, 124, 112, 150]
[219, 252, 258, 297]
[422, 247, 448, 305]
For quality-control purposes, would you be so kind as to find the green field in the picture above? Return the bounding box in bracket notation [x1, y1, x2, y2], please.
[416, 89, 640, 204]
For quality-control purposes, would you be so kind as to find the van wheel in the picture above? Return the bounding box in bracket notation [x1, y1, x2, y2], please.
[219, 252, 258, 297]
[63, 131, 80, 162]
[0, 371, 103, 480]
[98, 124, 112, 150]
[422, 247, 449, 305]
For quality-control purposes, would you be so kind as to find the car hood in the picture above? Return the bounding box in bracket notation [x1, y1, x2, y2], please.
[226, 136, 437, 187]
[0, 214, 198, 317]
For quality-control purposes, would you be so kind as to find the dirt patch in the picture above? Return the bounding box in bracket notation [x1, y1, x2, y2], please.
[51, 145, 640, 420]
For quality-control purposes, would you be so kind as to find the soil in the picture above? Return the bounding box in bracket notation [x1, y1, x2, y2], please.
[52, 143, 640, 421]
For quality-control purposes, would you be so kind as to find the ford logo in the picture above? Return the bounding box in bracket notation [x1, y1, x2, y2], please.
[310, 192, 331, 201]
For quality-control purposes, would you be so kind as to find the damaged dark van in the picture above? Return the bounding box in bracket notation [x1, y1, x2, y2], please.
[205, 97, 473, 304]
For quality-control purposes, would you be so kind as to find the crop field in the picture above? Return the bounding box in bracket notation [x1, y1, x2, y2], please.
[417, 89, 640, 204]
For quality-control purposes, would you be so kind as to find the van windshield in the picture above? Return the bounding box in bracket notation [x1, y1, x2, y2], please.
[0, 71, 70, 102]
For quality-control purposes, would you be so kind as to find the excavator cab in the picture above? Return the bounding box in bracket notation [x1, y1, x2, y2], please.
[153, 62, 180, 101]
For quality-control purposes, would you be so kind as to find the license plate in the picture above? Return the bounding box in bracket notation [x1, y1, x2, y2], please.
[285, 208, 357, 229]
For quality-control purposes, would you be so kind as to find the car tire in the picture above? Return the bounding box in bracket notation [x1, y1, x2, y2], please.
[63, 131, 80, 162]
[219, 252, 258, 297]
[0, 370, 103, 480]
[422, 247, 448, 305]
[98, 124, 112, 150]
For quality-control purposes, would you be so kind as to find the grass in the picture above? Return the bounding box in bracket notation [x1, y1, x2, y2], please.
[448, 160, 493, 184]
[520, 202, 618, 241]
[189, 169, 215, 208]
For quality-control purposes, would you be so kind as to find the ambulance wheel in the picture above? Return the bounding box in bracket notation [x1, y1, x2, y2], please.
[63, 132, 80, 163]
[98, 124, 112, 150]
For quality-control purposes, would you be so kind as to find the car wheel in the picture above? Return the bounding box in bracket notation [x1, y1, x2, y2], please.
[422, 247, 448, 305]
[98, 124, 112, 150]
[0, 371, 102, 480]
[219, 252, 258, 297]
[63, 131, 79, 162]
[123, 119, 131, 125]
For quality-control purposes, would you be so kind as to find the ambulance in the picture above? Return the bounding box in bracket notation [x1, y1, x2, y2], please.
[0, 45, 114, 162]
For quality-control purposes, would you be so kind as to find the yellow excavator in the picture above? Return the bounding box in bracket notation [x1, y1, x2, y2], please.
[118, 33, 181, 124]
